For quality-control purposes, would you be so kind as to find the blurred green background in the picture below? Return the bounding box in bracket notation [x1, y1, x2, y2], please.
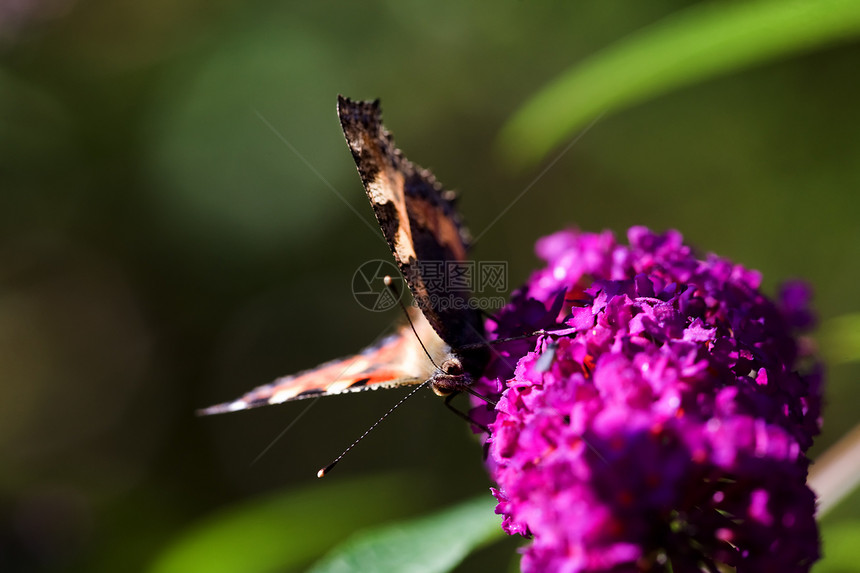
[2, 1, 859, 571]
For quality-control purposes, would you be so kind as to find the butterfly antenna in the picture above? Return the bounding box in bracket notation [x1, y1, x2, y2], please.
[384, 275, 440, 369]
[317, 378, 431, 478]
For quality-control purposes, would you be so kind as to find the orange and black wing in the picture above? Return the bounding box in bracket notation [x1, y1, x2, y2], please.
[198, 324, 439, 415]
[337, 96, 485, 349]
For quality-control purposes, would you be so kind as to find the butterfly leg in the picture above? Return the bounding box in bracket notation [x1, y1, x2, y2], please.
[443, 392, 491, 434]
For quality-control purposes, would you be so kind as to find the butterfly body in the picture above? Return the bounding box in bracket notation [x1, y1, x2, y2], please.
[200, 96, 488, 417]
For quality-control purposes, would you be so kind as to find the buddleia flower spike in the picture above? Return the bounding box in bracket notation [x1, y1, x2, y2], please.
[471, 226, 821, 572]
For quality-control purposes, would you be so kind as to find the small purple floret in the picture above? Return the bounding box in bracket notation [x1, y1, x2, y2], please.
[474, 227, 822, 572]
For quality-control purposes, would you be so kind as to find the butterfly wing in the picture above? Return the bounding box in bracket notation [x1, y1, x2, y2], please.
[337, 96, 485, 349]
[200, 97, 486, 417]
[199, 310, 446, 415]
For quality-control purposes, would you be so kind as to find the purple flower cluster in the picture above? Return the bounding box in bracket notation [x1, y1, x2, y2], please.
[473, 227, 822, 572]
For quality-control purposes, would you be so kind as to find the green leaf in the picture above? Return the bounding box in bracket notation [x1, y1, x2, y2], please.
[819, 313, 860, 365]
[815, 520, 860, 572]
[148, 474, 426, 573]
[499, 0, 860, 168]
[307, 495, 504, 573]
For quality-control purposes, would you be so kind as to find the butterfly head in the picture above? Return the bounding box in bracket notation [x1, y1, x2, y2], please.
[429, 347, 488, 396]
[429, 358, 469, 396]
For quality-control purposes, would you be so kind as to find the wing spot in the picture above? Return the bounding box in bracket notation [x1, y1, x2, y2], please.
[348, 377, 372, 388]
[295, 389, 325, 398]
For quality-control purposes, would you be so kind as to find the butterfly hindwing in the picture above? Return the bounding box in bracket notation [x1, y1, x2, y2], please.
[337, 96, 485, 349]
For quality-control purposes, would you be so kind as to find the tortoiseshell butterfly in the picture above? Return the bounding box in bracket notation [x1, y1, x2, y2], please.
[200, 96, 491, 427]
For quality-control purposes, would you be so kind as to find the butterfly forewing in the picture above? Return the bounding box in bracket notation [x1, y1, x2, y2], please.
[199, 310, 446, 415]
[337, 96, 485, 350]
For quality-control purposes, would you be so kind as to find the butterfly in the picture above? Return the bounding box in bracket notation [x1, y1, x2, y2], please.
[199, 96, 492, 424]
